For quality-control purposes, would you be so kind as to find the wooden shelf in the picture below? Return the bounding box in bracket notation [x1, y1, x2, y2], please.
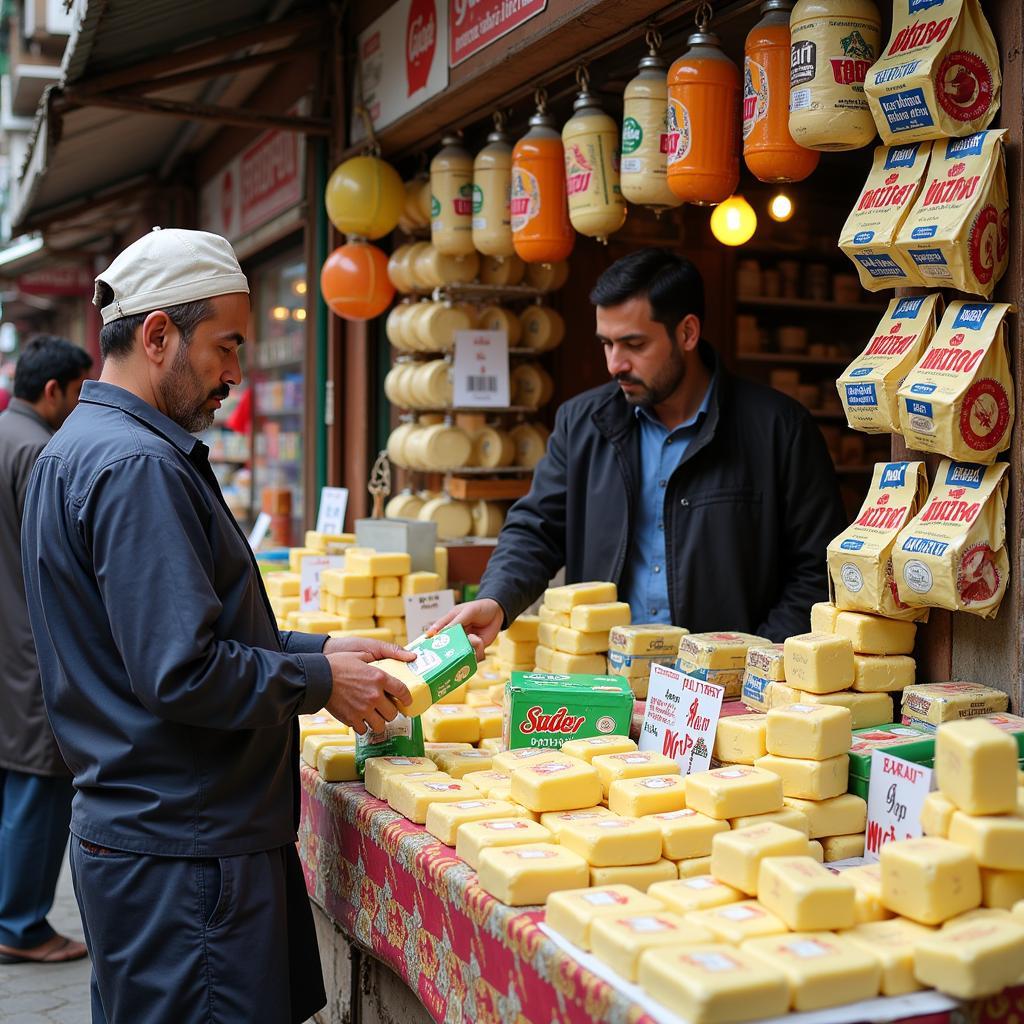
[443, 466, 533, 476]
[446, 475, 533, 500]
[737, 297, 885, 314]
[739, 353, 850, 368]
[434, 283, 550, 302]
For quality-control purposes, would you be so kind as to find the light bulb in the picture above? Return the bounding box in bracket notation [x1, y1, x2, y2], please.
[710, 195, 757, 247]
[769, 193, 794, 222]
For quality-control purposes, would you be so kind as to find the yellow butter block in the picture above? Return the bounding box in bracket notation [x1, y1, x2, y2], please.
[713, 715, 768, 766]
[402, 571, 442, 596]
[729, 807, 809, 837]
[456, 818, 554, 869]
[820, 832, 865, 862]
[590, 859, 677, 892]
[810, 602, 839, 634]
[546, 884, 663, 951]
[434, 545, 448, 588]
[430, 748, 493, 778]
[374, 659, 431, 718]
[270, 596, 301, 617]
[378, 616, 407, 637]
[743, 932, 881, 1011]
[465, 690, 495, 707]
[648, 875, 743, 914]
[852, 654, 916, 693]
[782, 794, 866, 840]
[477, 843, 589, 905]
[373, 576, 400, 597]
[881, 837, 982, 924]
[298, 713, 345, 745]
[337, 616, 377, 631]
[503, 614, 540, 642]
[757, 856, 856, 931]
[288, 547, 318, 573]
[535, 646, 607, 675]
[1015, 899, 1024, 923]
[844, 919, 933, 995]
[591, 912, 714, 982]
[425, 797, 528, 845]
[678, 855, 714, 878]
[936, 718, 1019, 816]
[316, 745, 358, 782]
[608, 775, 687, 818]
[284, 612, 301, 629]
[492, 747, 568, 773]
[981, 869, 1024, 910]
[543, 581, 617, 611]
[478, 736, 505, 753]
[383, 771, 453, 804]
[686, 900, 788, 943]
[538, 604, 571, 627]
[436, 683, 467, 705]
[746, 644, 787, 682]
[335, 597, 373, 619]
[559, 816, 663, 867]
[684, 766, 784, 820]
[511, 758, 603, 813]
[301, 733, 353, 767]
[834, 611, 916, 655]
[914, 917, 1024, 999]
[921, 791, 956, 837]
[305, 531, 353, 551]
[497, 634, 536, 664]
[462, 769, 510, 797]
[548, 625, 608, 655]
[678, 633, 771, 672]
[608, 623, 687, 657]
[783, 633, 854, 694]
[593, 751, 680, 797]
[374, 595, 404, 618]
[363, 755, 438, 799]
[769, 685, 894, 730]
[294, 613, 344, 634]
[570, 601, 631, 634]
[808, 840, 824, 862]
[320, 570, 374, 598]
[474, 705, 503, 740]
[487, 683, 506, 704]
[560, 736, 637, 763]
[638, 945, 790, 1024]
[344, 550, 412, 577]
[265, 572, 301, 597]
[709, 821, 811, 895]
[539, 806, 620, 839]
[765, 704, 852, 762]
[328, 628, 394, 643]
[842, 863, 893, 922]
[949, 810, 1024, 871]
[941, 908, 1013, 928]
[424, 742, 472, 751]
[422, 705, 481, 744]
[388, 777, 479, 824]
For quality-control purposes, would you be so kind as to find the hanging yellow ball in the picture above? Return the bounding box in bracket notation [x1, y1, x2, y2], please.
[325, 155, 405, 239]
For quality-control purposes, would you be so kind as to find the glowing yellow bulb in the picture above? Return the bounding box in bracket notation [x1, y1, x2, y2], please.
[271, 305, 290, 321]
[710, 195, 757, 247]
[293, 280, 308, 295]
[769, 193, 794, 222]
[292, 307, 307, 321]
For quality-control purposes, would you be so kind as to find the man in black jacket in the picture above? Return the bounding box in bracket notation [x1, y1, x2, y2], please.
[435, 248, 846, 647]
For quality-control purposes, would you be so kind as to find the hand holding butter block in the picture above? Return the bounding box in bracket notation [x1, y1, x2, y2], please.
[384, 623, 478, 718]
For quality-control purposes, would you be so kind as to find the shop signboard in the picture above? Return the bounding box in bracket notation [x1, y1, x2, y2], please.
[17, 264, 93, 296]
[351, 0, 449, 142]
[638, 664, 724, 775]
[449, 0, 547, 66]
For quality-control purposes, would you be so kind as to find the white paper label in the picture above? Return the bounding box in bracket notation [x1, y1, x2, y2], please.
[315, 487, 349, 535]
[247, 511, 272, 550]
[866, 749, 933, 861]
[299, 555, 345, 612]
[639, 664, 725, 775]
[403, 590, 456, 644]
[452, 329, 510, 408]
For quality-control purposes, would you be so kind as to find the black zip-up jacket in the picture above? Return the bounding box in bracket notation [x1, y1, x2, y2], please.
[478, 354, 847, 642]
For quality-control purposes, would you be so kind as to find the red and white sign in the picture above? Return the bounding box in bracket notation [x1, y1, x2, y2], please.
[865, 750, 933, 861]
[18, 265, 93, 296]
[352, 0, 449, 142]
[449, 0, 547, 66]
[638, 664, 724, 775]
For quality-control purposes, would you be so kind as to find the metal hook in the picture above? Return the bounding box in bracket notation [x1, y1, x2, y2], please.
[354, 104, 380, 156]
[533, 87, 548, 113]
[644, 23, 663, 54]
[492, 109, 507, 133]
[575, 64, 590, 93]
[695, 1, 713, 32]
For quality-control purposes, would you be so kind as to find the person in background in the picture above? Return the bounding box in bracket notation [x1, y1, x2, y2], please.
[0, 336, 92, 964]
[433, 248, 846, 648]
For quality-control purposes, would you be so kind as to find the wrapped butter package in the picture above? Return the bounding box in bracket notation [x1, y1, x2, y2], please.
[837, 294, 941, 434]
[608, 624, 688, 658]
[839, 143, 931, 290]
[865, 0, 1001, 145]
[389, 623, 478, 718]
[677, 632, 771, 701]
[827, 461, 930, 622]
[354, 714, 425, 778]
[895, 130, 1009, 297]
[901, 681, 1009, 727]
[897, 301, 1013, 464]
[741, 645, 786, 713]
[893, 459, 1009, 618]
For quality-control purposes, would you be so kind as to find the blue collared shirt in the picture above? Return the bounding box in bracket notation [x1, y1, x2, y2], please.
[620, 376, 715, 624]
[21, 381, 333, 857]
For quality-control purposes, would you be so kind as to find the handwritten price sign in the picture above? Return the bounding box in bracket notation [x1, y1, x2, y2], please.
[638, 664, 724, 775]
[865, 750, 933, 861]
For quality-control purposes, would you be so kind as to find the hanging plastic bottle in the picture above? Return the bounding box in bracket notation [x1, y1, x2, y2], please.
[472, 112, 514, 258]
[743, 0, 820, 182]
[511, 89, 575, 264]
[430, 132, 475, 256]
[621, 28, 683, 214]
[666, 3, 742, 206]
[788, 0, 880, 151]
[562, 66, 626, 243]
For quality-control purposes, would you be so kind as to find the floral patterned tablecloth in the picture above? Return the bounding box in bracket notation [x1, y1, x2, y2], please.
[298, 765, 1024, 1024]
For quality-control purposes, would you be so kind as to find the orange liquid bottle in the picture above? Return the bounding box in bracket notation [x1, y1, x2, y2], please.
[743, 0, 819, 183]
[667, 27, 742, 206]
[511, 106, 575, 264]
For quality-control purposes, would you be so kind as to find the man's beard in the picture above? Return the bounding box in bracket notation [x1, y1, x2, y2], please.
[158, 344, 229, 433]
[615, 344, 686, 408]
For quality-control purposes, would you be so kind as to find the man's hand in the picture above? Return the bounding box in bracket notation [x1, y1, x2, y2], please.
[323, 636, 413, 662]
[426, 598, 504, 658]
[323, 645, 415, 734]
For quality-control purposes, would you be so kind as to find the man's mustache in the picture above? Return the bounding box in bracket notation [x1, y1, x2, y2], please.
[210, 386, 230, 401]
[614, 374, 646, 387]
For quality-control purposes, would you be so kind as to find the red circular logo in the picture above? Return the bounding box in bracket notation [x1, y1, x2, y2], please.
[405, 0, 436, 97]
[969, 204, 1000, 285]
[959, 377, 1010, 452]
[937, 51, 994, 123]
[958, 543, 1001, 606]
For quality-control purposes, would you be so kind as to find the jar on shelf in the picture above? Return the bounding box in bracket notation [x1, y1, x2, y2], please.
[736, 259, 762, 297]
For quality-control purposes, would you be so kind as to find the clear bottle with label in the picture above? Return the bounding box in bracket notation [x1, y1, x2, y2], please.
[430, 133, 475, 256]
[744, 0, 820, 182]
[472, 114, 514, 258]
[562, 74, 626, 243]
[621, 42, 683, 213]
[788, 0, 881, 151]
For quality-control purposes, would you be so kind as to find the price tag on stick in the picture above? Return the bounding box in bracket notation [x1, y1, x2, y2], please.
[315, 487, 349, 535]
[638, 664, 724, 775]
[865, 750, 933, 861]
[452, 330, 510, 408]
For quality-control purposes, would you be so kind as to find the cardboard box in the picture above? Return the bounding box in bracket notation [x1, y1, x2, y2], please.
[407, 623, 478, 705]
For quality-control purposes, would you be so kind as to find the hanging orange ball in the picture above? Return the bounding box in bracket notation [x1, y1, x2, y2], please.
[320, 242, 394, 322]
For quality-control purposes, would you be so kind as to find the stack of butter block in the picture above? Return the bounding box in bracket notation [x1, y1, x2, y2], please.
[492, 615, 541, 680]
[606, 624, 688, 699]
[676, 632, 771, 701]
[298, 711, 357, 782]
[535, 582, 632, 675]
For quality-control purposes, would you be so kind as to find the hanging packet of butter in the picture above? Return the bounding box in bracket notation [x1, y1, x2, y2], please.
[895, 130, 1009, 297]
[865, 0, 1000, 145]
[827, 461, 930, 622]
[897, 301, 1013, 463]
[839, 143, 931, 290]
[893, 458, 1010, 618]
[837, 294, 941, 433]
[354, 714, 425, 778]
